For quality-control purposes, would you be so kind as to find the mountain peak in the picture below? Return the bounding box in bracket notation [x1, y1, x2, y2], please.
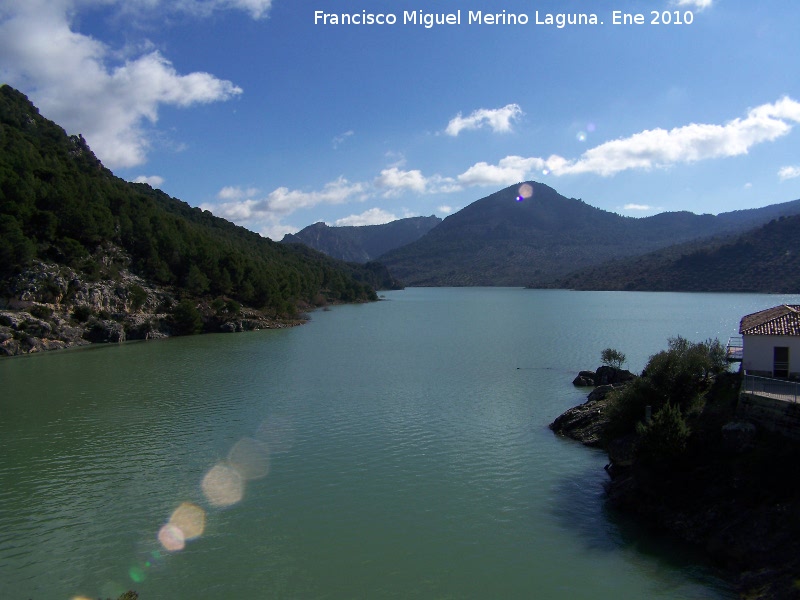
[379, 183, 800, 287]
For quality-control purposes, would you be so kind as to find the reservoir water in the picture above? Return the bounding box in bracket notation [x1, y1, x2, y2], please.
[3, 288, 798, 599]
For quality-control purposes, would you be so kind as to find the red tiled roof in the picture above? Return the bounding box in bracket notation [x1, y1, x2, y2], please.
[739, 304, 800, 336]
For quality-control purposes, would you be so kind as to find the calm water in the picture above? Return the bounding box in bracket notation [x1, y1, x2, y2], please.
[3, 288, 799, 599]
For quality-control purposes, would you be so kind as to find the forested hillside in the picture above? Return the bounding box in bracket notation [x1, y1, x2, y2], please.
[553, 214, 800, 293]
[0, 85, 384, 313]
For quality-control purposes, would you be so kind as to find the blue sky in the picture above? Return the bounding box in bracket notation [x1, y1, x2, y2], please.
[2, 0, 800, 239]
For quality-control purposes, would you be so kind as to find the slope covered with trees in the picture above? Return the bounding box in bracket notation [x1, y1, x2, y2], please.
[554, 215, 800, 293]
[0, 85, 383, 314]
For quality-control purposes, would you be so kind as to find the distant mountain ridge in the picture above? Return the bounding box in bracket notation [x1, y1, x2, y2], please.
[376, 182, 800, 287]
[281, 216, 441, 263]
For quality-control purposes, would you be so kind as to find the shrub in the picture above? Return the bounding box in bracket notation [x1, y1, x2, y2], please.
[72, 305, 92, 322]
[211, 297, 226, 313]
[224, 299, 241, 315]
[604, 336, 727, 441]
[129, 284, 148, 311]
[635, 403, 690, 468]
[171, 299, 203, 335]
[29, 304, 53, 319]
[642, 336, 727, 411]
[603, 378, 653, 441]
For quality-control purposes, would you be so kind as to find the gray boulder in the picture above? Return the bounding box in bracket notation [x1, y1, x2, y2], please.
[83, 319, 126, 343]
[595, 365, 635, 386]
[587, 384, 617, 403]
[572, 370, 596, 386]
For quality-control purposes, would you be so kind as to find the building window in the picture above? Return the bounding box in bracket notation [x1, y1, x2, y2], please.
[773, 346, 789, 378]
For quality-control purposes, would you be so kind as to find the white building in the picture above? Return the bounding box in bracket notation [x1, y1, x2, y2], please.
[739, 304, 800, 379]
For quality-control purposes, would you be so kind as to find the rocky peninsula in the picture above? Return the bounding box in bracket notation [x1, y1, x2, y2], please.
[552, 357, 800, 599]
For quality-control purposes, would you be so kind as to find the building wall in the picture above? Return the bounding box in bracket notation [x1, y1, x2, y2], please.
[742, 334, 800, 378]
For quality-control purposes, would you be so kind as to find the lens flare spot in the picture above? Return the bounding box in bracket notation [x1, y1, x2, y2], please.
[202, 463, 244, 507]
[256, 415, 295, 454]
[170, 501, 206, 540]
[576, 131, 587, 142]
[228, 437, 270, 480]
[517, 183, 533, 200]
[129, 565, 146, 583]
[158, 522, 186, 552]
[587, 122, 596, 132]
[542, 169, 550, 176]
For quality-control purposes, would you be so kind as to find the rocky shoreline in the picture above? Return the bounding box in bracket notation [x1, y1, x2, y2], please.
[0, 258, 304, 357]
[552, 367, 800, 599]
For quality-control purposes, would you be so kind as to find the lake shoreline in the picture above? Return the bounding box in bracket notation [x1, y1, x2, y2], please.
[552, 371, 800, 600]
[0, 304, 306, 357]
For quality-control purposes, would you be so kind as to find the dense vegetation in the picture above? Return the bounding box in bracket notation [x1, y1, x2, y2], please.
[378, 182, 800, 287]
[0, 85, 385, 313]
[595, 338, 800, 598]
[282, 216, 441, 264]
[604, 337, 728, 451]
[555, 214, 800, 293]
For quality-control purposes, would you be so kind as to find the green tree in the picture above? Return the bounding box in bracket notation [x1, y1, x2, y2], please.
[128, 284, 148, 311]
[0, 214, 35, 273]
[600, 347, 626, 369]
[171, 299, 203, 335]
[186, 264, 210, 296]
[643, 336, 727, 409]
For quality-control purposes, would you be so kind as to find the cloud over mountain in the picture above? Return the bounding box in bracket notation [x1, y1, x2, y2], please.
[0, 0, 250, 168]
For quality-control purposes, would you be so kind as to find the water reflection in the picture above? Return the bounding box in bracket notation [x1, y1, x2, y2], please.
[549, 457, 735, 598]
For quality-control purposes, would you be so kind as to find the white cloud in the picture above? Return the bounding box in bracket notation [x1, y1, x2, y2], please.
[375, 168, 428, 194]
[452, 98, 800, 184]
[203, 177, 368, 240]
[217, 185, 260, 200]
[438, 205, 454, 214]
[384, 151, 407, 168]
[211, 0, 273, 19]
[445, 104, 523, 136]
[260, 221, 298, 242]
[265, 177, 367, 214]
[333, 208, 399, 227]
[623, 204, 655, 211]
[457, 156, 546, 187]
[673, 0, 713, 10]
[564, 98, 800, 176]
[779, 166, 800, 181]
[116, 0, 274, 20]
[0, 1, 244, 169]
[132, 174, 165, 187]
[332, 130, 354, 149]
[374, 167, 459, 196]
